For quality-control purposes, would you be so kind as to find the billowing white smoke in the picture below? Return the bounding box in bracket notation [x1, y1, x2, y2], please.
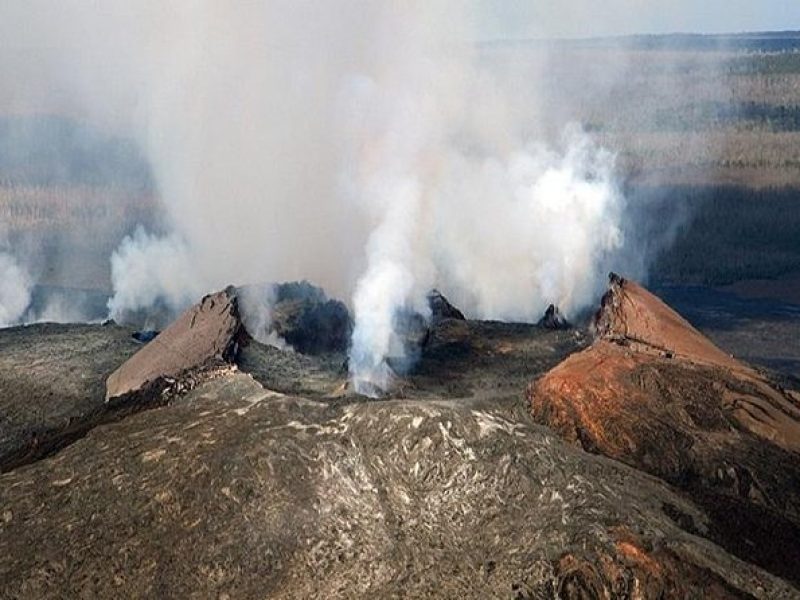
[339, 20, 453, 393]
[102, 3, 632, 394]
[346, 124, 626, 393]
[27, 295, 90, 324]
[433, 127, 625, 322]
[348, 177, 433, 393]
[1, 2, 639, 393]
[107, 228, 202, 322]
[337, 20, 627, 392]
[0, 252, 31, 326]
[237, 283, 291, 350]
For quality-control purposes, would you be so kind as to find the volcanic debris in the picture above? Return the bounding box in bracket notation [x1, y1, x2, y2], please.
[264, 281, 353, 355]
[538, 304, 571, 330]
[427, 289, 466, 321]
[0, 278, 799, 596]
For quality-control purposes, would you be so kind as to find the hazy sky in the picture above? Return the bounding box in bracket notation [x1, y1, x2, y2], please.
[476, 0, 800, 40]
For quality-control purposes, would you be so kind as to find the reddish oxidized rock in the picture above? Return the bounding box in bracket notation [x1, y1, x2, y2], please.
[529, 274, 800, 584]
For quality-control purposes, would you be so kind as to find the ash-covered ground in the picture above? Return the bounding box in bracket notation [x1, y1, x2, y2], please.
[1, 279, 799, 598]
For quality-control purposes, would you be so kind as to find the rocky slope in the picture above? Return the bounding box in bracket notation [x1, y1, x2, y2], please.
[0, 322, 139, 473]
[0, 283, 798, 597]
[529, 273, 800, 585]
[105, 288, 244, 401]
[2, 372, 795, 598]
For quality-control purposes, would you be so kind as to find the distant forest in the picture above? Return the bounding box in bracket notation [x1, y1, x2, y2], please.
[631, 185, 800, 285]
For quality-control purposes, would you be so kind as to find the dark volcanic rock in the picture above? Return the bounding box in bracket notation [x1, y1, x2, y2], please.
[0, 323, 140, 472]
[427, 289, 465, 321]
[105, 288, 243, 401]
[1, 280, 799, 597]
[273, 297, 351, 355]
[538, 304, 571, 330]
[410, 319, 586, 400]
[274, 280, 327, 304]
[0, 372, 793, 598]
[237, 341, 346, 399]
[244, 281, 353, 355]
[529, 274, 800, 584]
[132, 330, 159, 343]
[382, 291, 465, 373]
[0, 289, 246, 473]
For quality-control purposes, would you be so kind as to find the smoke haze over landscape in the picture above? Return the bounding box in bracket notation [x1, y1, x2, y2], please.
[5, 7, 800, 597]
[0, 1, 788, 392]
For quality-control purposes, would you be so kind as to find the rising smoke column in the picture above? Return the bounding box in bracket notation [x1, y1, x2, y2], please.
[341, 20, 629, 393]
[107, 228, 202, 323]
[105, 2, 632, 394]
[346, 128, 628, 394]
[430, 126, 626, 322]
[339, 9, 461, 393]
[0, 2, 639, 392]
[0, 252, 31, 326]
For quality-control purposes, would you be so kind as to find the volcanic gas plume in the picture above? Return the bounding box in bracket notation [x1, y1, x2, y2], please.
[0, 2, 651, 394]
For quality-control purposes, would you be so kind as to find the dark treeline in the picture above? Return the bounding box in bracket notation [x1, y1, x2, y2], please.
[483, 32, 800, 54]
[632, 185, 800, 285]
[620, 33, 800, 53]
[654, 101, 800, 132]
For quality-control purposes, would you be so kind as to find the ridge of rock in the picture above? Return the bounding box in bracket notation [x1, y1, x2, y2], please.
[427, 289, 466, 321]
[1, 372, 794, 598]
[593, 272, 743, 370]
[529, 274, 800, 584]
[105, 288, 243, 401]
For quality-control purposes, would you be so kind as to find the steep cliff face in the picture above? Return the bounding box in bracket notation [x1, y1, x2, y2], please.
[529, 274, 800, 583]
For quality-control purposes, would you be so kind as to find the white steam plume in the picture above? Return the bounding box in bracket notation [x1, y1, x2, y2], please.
[238, 283, 291, 351]
[0, 252, 31, 326]
[107, 227, 202, 323]
[339, 14, 457, 393]
[339, 14, 629, 393]
[1, 2, 652, 393]
[433, 127, 625, 321]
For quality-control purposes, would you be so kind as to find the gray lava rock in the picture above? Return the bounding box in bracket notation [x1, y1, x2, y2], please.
[0, 323, 141, 472]
[0, 371, 793, 599]
[1, 282, 798, 598]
